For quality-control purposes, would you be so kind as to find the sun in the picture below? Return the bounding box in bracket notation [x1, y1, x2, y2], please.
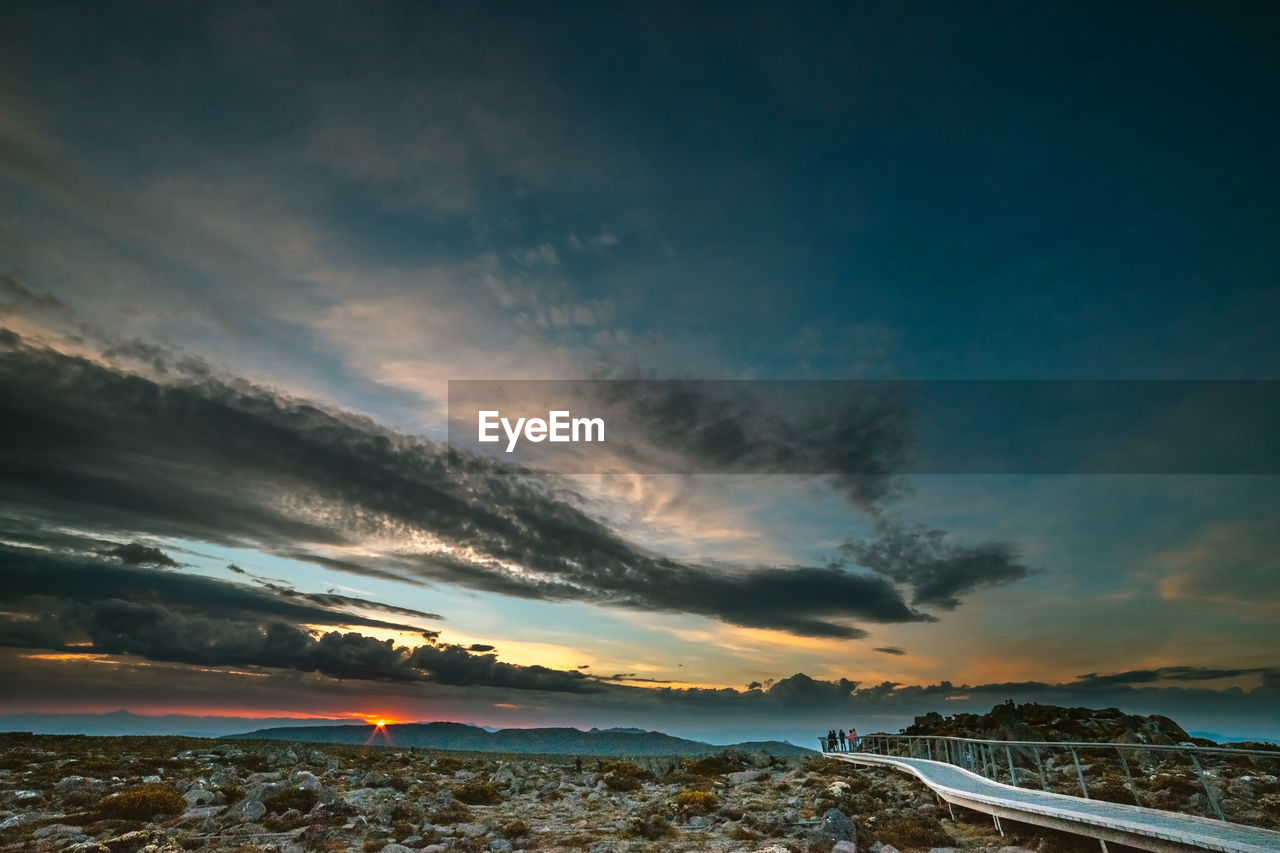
[376, 719, 386, 728]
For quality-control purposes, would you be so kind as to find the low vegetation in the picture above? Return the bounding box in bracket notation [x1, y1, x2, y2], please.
[95, 783, 185, 820]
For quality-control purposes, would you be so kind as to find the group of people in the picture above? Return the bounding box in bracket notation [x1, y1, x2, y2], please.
[823, 727, 858, 751]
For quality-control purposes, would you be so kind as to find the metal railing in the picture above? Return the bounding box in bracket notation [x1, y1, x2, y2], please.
[819, 733, 1280, 832]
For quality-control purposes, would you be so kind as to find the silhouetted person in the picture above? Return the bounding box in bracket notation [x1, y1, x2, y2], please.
[827, 729, 837, 751]
[838, 729, 846, 750]
[849, 727, 858, 750]
[575, 757, 582, 773]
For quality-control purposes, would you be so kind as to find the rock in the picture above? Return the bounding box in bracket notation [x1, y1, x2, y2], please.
[101, 830, 152, 853]
[492, 764, 517, 786]
[490, 841, 513, 852]
[379, 845, 417, 853]
[33, 823, 88, 842]
[817, 808, 856, 844]
[727, 769, 768, 785]
[181, 805, 224, 820]
[224, 798, 266, 822]
[996, 848, 1037, 853]
[0, 813, 40, 830]
[360, 770, 392, 787]
[833, 843, 859, 853]
[880, 846, 901, 853]
[141, 775, 162, 783]
[182, 787, 218, 806]
[14, 789, 43, 804]
[56, 774, 100, 791]
[341, 786, 392, 813]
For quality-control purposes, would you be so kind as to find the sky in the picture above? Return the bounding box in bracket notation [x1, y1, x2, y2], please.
[0, 1, 1277, 746]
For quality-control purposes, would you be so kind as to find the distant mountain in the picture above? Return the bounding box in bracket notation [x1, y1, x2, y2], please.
[224, 721, 814, 756]
[0, 710, 355, 737]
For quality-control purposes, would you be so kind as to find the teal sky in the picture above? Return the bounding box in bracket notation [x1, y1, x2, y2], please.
[0, 1, 1277, 744]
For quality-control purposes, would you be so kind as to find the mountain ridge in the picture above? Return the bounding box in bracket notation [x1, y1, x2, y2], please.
[223, 720, 814, 756]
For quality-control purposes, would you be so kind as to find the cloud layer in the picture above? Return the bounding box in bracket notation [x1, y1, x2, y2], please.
[0, 328, 1030, 638]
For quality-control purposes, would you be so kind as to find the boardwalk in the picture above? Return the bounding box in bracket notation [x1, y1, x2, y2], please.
[829, 751, 1280, 853]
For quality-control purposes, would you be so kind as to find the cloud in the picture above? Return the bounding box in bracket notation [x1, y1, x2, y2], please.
[0, 331, 965, 638]
[407, 644, 598, 692]
[1072, 666, 1279, 688]
[0, 544, 435, 635]
[874, 646, 906, 655]
[103, 542, 178, 567]
[841, 519, 1033, 609]
[586, 380, 911, 511]
[0, 545, 598, 693]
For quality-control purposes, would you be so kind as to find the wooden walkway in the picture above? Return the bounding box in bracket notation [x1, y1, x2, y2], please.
[829, 751, 1280, 853]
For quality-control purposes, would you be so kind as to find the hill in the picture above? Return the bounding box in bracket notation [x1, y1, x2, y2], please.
[902, 700, 1205, 745]
[224, 720, 814, 756]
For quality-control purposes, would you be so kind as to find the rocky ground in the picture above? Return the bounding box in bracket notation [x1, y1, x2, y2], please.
[0, 733, 1118, 853]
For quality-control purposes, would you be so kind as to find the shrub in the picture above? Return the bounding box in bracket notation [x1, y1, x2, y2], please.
[877, 814, 955, 848]
[263, 786, 319, 814]
[671, 789, 721, 816]
[452, 779, 502, 804]
[432, 755, 465, 774]
[500, 817, 530, 838]
[430, 801, 474, 823]
[685, 752, 746, 776]
[96, 783, 185, 820]
[624, 813, 676, 840]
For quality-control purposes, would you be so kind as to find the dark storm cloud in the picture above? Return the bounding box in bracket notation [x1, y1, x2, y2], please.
[491, 379, 911, 510]
[0, 545, 434, 635]
[0, 546, 596, 692]
[841, 519, 1033, 609]
[103, 542, 178, 567]
[1073, 666, 1280, 687]
[874, 646, 906, 655]
[0, 332, 1000, 637]
[407, 644, 598, 692]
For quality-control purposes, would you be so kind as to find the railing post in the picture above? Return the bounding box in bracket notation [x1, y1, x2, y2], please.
[1116, 747, 1143, 807]
[1005, 745, 1016, 786]
[1187, 752, 1227, 822]
[1069, 748, 1089, 799]
[1033, 745, 1048, 791]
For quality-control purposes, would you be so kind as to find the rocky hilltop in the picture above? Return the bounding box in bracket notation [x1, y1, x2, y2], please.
[901, 701, 1198, 745]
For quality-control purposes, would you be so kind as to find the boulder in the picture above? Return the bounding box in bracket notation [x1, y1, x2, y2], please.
[817, 808, 856, 844]
[224, 798, 266, 823]
[182, 787, 218, 807]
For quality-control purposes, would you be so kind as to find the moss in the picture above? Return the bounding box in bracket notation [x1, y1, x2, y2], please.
[263, 786, 319, 814]
[685, 752, 746, 776]
[623, 813, 677, 840]
[452, 779, 502, 804]
[671, 789, 721, 816]
[95, 783, 185, 821]
[430, 801, 474, 823]
[500, 817, 531, 837]
[876, 814, 955, 849]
